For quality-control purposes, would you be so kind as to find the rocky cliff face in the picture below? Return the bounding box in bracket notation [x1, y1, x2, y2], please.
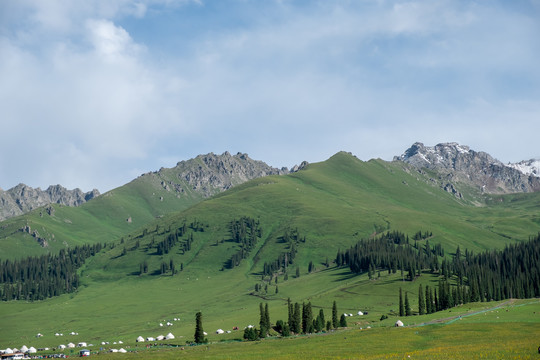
[140, 151, 305, 199]
[0, 184, 100, 221]
[394, 142, 540, 195]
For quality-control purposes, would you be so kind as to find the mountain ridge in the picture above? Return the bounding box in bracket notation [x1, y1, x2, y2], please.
[0, 184, 100, 221]
[393, 142, 540, 195]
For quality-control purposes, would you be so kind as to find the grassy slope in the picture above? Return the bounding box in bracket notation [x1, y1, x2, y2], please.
[0, 152, 539, 350]
[0, 173, 204, 259]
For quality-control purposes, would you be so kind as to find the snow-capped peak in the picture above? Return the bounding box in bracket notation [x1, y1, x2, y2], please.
[506, 159, 540, 177]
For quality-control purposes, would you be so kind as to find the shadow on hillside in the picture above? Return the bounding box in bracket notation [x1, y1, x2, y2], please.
[329, 268, 358, 282]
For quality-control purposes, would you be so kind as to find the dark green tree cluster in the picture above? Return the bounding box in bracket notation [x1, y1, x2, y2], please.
[400, 234, 540, 316]
[413, 230, 433, 241]
[261, 229, 307, 278]
[337, 231, 443, 276]
[0, 243, 103, 301]
[228, 217, 262, 269]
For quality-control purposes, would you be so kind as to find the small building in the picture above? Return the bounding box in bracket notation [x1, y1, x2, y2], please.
[79, 349, 91, 357]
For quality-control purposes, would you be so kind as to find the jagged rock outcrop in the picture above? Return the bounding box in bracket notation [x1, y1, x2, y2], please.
[141, 152, 304, 199]
[0, 184, 100, 221]
[507, 159, 540, 178]
[394, 142, 540, 194]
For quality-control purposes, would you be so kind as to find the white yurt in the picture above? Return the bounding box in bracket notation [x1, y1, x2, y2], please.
[4, 348, 13, 354]
[146, 337, 155, 342]
[28, 347, 37, 354]
[36, 333, 43, 338]
[58, 345, 66, 350]
[165, 333, 175, 340]
[136, 336, 144, 343]
[216, 329, 225, 334]
[118, 341, 123, 344]
[395, 320, 404, 327]
[357, 311, 363, 316]
[67, 343, 75, 348]
[119, 348, 127, 353]
[110, 349, 118, 353]
[20, 345, 29, 353]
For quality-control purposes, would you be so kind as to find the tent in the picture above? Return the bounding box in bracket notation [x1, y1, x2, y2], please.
[118, 348, 127, 353]
[67, 343, 76, 348]
[357, 311, 363, 316]
[78, 342, 87, 347]
[79, 349, 90, 357]
[19, 346, 28, 353]
[58, 345, 66, 350]
[216, 329, 225, 334]
[136, 336, 144, 342]
[156, 335, 165, 341]
[4, 348, 13, 354]
[28, 347, 37, 354]
[395, 320, 404, 327]
[165, 333, 175, 340]
[146, 337, 155, 342]
[110, 349, 118, 353]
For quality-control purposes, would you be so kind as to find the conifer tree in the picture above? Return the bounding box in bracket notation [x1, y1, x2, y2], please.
[418, 284, 425, 315]
[339, 313, 347, 327]
[399, 288, 405, 317]
[332, 301, 338, 328]
[194, 312, 205, 343]
[292, 302, 302, 334]
[405, 292, 411, 316]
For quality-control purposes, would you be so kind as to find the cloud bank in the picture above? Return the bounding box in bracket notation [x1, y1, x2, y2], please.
[1, 0, 539, 192]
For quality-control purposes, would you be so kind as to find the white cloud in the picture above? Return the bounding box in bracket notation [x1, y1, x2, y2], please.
[0, 0, 539, 192]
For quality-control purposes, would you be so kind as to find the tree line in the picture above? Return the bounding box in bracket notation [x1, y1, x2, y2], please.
[242, 299, 347, 341]
[0, 243, 103, 301]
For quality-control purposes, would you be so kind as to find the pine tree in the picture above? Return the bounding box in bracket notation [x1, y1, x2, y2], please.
[405, 292, 411, 316]
[292, 302, 302, 334]
[332, 301, 338, 328]
[194, 312, 205, 343]
[339, 313, 347, 327]
[399, 288, 405, 317]
[287, 298, 293, 327]
[418, 284, 425, 315]
[265, 303, 270, 334]
[259, 303, 268, 337]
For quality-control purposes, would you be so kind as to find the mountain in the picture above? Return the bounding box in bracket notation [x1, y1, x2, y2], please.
[0, 184, 100, 221]
[0, 152, 298, 259]
[393, 142, 540, 195]
[507, 158, 540, 178]
[1, 151, 538, 349]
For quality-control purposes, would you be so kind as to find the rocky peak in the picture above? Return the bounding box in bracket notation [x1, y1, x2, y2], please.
[0, 184, 100, 221]
[394, 142, 540, 194]
[507, 159, 540, 178]
[143, 152, 304, 199]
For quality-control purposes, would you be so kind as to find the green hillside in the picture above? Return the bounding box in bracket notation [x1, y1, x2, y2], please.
[0, 174, 203, 259]
[0, 152, 539, 351]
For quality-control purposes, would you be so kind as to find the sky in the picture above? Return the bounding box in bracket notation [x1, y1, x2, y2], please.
[1, 0, 539, 193]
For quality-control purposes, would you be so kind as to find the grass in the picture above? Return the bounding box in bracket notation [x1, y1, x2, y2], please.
[21, 300, 540, 359]
[1, 152, 539, 357]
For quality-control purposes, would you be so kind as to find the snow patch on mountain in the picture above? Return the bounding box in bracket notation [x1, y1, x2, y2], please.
[507, 159, 540, 177]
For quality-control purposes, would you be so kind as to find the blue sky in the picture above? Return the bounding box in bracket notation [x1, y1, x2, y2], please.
[1, 0, 539, 192]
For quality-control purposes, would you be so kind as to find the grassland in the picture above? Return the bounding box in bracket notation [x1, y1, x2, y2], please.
[1, 152, 539, 357]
